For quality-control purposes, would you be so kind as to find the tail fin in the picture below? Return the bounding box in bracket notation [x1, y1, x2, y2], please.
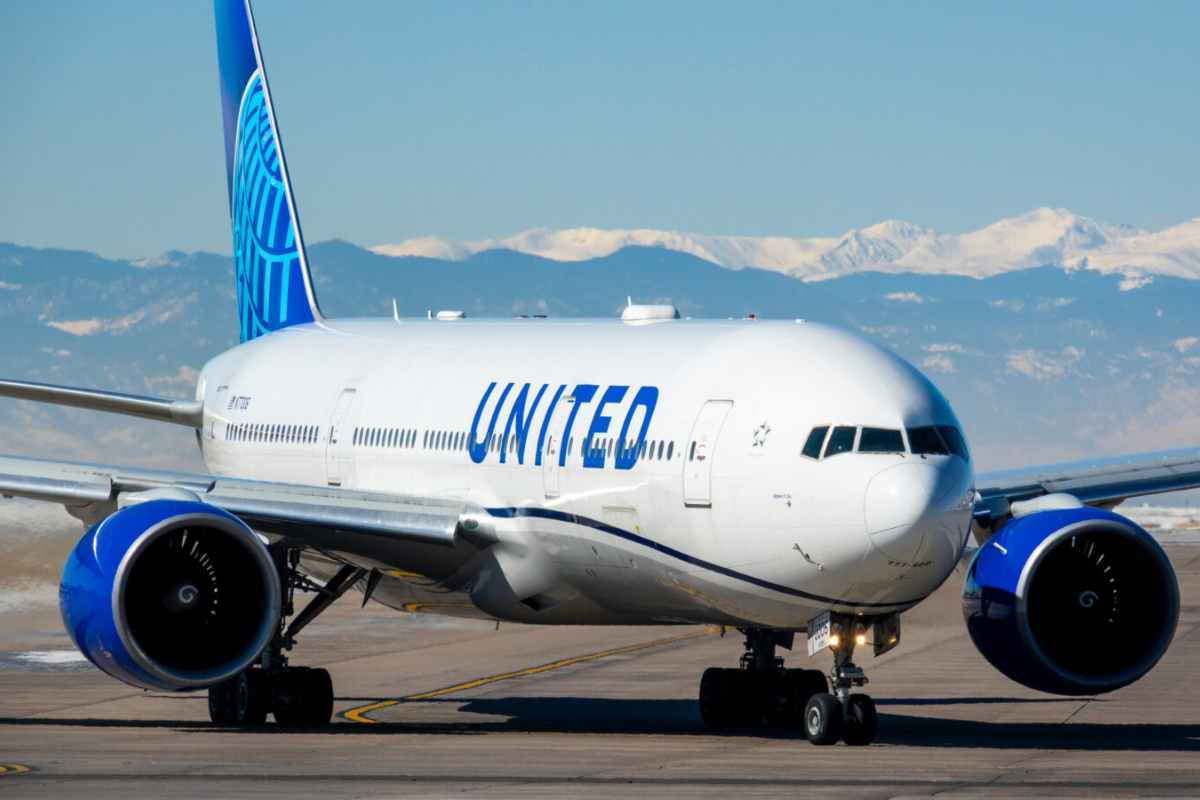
[214, 0, 322, 343]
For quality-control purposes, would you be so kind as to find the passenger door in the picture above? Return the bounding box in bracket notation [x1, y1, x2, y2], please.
[325, 388, 356, 486]
[683, 400, 733, 507]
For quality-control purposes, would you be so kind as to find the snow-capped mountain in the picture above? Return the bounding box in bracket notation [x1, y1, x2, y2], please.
[372, 208, 1200, 285]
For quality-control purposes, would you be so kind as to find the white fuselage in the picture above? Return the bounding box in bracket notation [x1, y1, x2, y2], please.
[196, 316, 975, 630]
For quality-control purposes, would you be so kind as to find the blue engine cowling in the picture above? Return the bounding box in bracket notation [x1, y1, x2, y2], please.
[59, 498, 281, 692]
[963, 506, 1179, 695]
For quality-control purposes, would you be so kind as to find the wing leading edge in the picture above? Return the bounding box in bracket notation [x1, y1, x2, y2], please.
[973, 446, 1200, 536]
[0, 454, 497, 580]
[0, 378, 204, 428]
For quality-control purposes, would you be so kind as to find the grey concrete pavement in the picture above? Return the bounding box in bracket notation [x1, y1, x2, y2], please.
[1, 546, 1199, 798]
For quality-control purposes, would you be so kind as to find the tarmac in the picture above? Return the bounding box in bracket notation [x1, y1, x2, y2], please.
[2, 544, 1200, 798]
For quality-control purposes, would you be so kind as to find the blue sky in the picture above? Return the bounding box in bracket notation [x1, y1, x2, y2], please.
[2, 0, 1198, 260]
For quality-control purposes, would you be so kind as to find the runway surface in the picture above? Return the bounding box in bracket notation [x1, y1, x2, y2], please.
[2, 543, 1200, 798]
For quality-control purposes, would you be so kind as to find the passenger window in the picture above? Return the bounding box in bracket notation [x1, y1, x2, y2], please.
[801, 426, 829, 459]
[823, 426, 856, 457]
[938, 426, 970, 460]
[667, 442, 674, 460]
[689, 441, 697, 461]
[907, 427, 948, 456]
[859, 428, 904, 453]
[658, 441, 665, 460]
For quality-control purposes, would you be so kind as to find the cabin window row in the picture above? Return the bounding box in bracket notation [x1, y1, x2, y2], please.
[227, 422, 319, 444]
[353, 427, 519, 453]
[800, 425, 969, 461]
[351, 424, 678, 465]
[574, 437, 675, 462]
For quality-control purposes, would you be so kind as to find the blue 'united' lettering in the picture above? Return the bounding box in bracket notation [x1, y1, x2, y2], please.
[468, 381, 658, 470]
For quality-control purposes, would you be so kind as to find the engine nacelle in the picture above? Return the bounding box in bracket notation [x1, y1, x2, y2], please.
[59, 499, 280, 691]
[963, 506, 1178, 695]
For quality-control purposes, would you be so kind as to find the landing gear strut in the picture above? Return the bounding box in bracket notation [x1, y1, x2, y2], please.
[208, 549, 362, 727]
[698, 620, 878, 746]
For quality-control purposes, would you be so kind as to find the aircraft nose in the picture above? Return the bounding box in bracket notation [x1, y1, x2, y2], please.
[864, 462, 954, 562]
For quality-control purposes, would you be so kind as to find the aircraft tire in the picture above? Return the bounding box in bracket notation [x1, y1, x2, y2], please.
[723, 668, 760, 726]
[842, 693, 877, 746]
[208, 678, 236, 724]
[804, 692, 843, 746]
[235, 669, 270, 726]
[301, 668, 334, 726]
[698, 667, 726, 725]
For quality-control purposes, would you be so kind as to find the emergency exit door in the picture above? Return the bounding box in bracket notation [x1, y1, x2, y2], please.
[683, 400, 733, 506]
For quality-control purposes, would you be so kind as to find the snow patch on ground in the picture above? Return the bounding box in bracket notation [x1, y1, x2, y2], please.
[1120, 503, 1200, 544]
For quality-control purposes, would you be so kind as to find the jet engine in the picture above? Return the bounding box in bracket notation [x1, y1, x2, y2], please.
[962, 505, 1178, 695]
[59, 498, 280, 691]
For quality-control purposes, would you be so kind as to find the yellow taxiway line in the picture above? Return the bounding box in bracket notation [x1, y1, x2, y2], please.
[342, 627, 718, 723]
[0, 764, 30, 775]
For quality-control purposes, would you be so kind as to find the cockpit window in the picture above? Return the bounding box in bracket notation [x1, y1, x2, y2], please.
[823, 426, 857, 458]
[937, 426, 970, 461]
[858, 427, 904, 453]
[907, 426, 948, 456]
[801, 426, 829, 459]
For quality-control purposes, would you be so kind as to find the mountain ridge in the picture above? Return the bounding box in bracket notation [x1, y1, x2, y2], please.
[371, 208, 1200, 285]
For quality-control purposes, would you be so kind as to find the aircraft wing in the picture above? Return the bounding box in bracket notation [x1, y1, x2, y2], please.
[0, 378, 203, 427]
[973, 446, 1200, 528]
[0, 453, 496, 575]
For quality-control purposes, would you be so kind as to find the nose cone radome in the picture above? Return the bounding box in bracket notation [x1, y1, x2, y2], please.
[865, 462, 962, 562]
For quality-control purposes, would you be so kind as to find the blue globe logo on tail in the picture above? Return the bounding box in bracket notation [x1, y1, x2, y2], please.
[216, 0, 320, 343]
[232, 73, 313, 342]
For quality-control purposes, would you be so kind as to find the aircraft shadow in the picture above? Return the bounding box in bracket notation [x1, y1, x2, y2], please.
[3, 696, 1197, 751]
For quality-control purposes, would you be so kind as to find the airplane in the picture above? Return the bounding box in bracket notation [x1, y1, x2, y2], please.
[0, 0, 1195, 746]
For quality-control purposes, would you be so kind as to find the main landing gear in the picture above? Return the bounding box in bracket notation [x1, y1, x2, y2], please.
[209, 550, 366, 728]
[698, 623, 878, 746]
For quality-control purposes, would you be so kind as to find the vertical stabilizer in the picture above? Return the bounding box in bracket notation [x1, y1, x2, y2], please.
[214, 0, 322, 343]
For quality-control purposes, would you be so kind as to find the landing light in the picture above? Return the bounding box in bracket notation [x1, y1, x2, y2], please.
[856, 634, 867, 646]
[829, 634, 840, 647]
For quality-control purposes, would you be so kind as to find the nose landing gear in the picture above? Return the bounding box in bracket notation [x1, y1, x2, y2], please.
[698, 623, 879, 745]
[803, 618, 877, 746]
